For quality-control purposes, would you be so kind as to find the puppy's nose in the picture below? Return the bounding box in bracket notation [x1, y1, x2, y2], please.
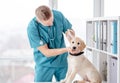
[73, 47, 76, 50]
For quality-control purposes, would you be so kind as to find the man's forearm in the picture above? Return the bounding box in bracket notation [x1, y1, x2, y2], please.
[45, 48, 68, 57]
[38, 47, 68, 57]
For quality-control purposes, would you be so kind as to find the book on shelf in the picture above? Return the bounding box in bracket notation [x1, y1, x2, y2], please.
[100, 21, 103, 50]
[110, 21, 117, 54]
[93, 22, 99, 48]
[102, 21, 107, 51]
[97, 21, 101, 50]
[86, 21, 94, 47]
[87, 20, 117, 54]
[94, 21, 105, 50]
[109, 57, 117, 83]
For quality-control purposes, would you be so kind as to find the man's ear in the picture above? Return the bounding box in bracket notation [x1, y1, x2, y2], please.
[65, 29, 75, 42]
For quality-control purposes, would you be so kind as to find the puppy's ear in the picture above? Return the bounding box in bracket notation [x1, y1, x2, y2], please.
[65, 29, 75, 42]
[80, 39, 86, 51]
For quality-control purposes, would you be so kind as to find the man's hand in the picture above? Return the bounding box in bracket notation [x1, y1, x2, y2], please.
[66, 47, 77, 54]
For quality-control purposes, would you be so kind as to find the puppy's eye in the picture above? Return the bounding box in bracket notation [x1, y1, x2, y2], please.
[77, 42, 80, 45]
[72, 41, 74, 43]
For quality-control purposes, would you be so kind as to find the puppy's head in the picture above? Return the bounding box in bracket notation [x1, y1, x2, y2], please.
[66, 29, 86, 53]
[70, 37, 86, 53]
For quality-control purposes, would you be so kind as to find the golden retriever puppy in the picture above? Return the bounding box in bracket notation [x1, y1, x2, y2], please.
[61, 30, 102, 83]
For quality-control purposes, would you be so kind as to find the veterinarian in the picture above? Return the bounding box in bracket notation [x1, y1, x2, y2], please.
[27, 5, 75, 82]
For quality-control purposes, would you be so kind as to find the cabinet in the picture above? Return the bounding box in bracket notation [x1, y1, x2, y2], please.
[86, 17, 120, 83]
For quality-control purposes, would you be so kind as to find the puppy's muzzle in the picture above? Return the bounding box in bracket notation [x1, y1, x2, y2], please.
[72, 46, 76, 50]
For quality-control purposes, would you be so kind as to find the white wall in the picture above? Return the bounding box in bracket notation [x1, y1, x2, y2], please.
[105, 0, 120, 16]
[57, 0, 93, 45]
[0, 0, 49, 52]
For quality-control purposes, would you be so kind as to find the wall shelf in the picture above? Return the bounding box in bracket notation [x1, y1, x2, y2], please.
[86, 46, 117, 58]
[86, 16, 120, 83]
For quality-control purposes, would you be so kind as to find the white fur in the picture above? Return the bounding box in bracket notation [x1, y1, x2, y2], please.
[61, 37, 102, 83]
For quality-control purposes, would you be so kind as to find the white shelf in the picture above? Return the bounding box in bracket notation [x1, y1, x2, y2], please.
[86, 16, 120, 22]
[86, 46, 117, 58]
[86, 16, 120, 83]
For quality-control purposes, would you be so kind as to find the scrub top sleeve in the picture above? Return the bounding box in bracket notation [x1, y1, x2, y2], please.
[61, 13, 72, 33]
[27, 22, 47, 48]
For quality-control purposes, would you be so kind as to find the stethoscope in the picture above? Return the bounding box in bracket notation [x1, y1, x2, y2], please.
[48, 26, 56, 41]
[37, 24, 56, 48]
[48, 26, 56, 48]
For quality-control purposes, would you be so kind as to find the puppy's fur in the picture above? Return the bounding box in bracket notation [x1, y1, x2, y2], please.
[61, 30, 102, 83]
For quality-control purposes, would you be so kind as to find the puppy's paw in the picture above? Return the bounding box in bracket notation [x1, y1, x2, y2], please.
[73, 80, 79, 83]
[73, 80, 84, 83]
[73, 80, 85, 83]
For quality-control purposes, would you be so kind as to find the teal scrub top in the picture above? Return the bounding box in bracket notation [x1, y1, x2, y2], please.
[27, 10, 72, 67]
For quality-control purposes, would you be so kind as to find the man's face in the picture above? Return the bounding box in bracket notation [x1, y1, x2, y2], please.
[37, 15, 54, 27]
